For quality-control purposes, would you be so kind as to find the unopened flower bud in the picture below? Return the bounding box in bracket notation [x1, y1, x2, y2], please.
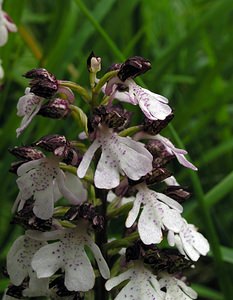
[9, 146, 44, 161]
[126, 242, 141, 262]
[50, 276, 84, 298]
[146, 140, 175, 167]
[9, 161, 25, 174]
[87, 51, 101, 73]
[33, 134, 67, 152]
[88, 105, 131, 132]
[143, 113, 174, 135]
[104, 109, 130, 130]
[165, 185, 191, 203]
[107, 63, 122, 72]
[144, 167, 172, 185]
[62, 147, 81, 166]
[150, 248, 193, 274]
[12, 201, 53, 231]
[127, 241, 192, 274]
[88, 106, 106, 132]
[118, 56, 151, 81]
[126, 240, 159, 262]
[38, 98, 70, 119]
[6, 283, 25, 298]
[63, 203, 104, 231]
[23, 68, 58, 98]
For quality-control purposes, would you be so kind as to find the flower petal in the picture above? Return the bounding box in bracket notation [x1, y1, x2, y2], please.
[167, 230, 175, 246]
[133, 86, 172, 120]
[33, 182, 55, 219]
[177, 279, 198, 299]
[64, 250, 95, 291]
[77, 139, 100, 178]
[7, 236, 46, 286]
[94, 149, 120, 189]
[86, 237, 110, 279]
[105, 269, 133, 291]
[6, 236, 28, 285]
[161, 206, 183, 233]
[118, 138, 152, 180]
[191, 230, 210, 256]
[164, 176, 179, 186]
[156, 135, 197, 171]
[125, 196, 142, 228]
[175, 153, 198, 171]
[16, 91, 43, 137]
[26, 229, 64, 241]
[56, 170, 87, 204]
[17, 158, 43, 176]
[157, 192, 183, 213]
[159, 276, 197, 300]
[32, 242, 62, 278]
[23, 272, 49, 298]
[138, 203, 163, 244]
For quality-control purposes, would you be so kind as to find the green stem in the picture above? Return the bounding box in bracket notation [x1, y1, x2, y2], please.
[107, 202, 133, 219]
[118, 125, 142, 137]
[168, 123, 233, 299]
[95, 188, 108, 300]
[104, 232, 139, 254]
[92, 70, 119, 106]
[59, 163, 93, 184]
[59, 163, 77, 175]
[70, 105, 88, 133]
[59, 80, 91, 103]
[70, 141, 87, 153]
[93, 70, 119, 94]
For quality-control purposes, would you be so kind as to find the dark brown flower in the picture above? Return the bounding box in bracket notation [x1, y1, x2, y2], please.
[33, 134, 67, 152]
[143, 113, 174, 135]
[118, 56, 151, 81]
[38, 98, 70, 119]
[63, 203, 104, 231]
[23, 68, 58, 98]
[9, 146, 44, 161]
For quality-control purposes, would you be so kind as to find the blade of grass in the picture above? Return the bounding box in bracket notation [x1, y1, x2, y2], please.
[220, 246, 233, 265]
[198, 139, 233, 166]
[42, 1, 78, 74]
[185, 169, 233, 217]
[152, 0, 232, 78]
[18, 25, 42, 60]
[205, 170, 233, 208]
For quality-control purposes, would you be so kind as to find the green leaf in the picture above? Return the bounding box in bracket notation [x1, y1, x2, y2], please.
[221, 246, 233, 264]
[205, 170, 233, 208]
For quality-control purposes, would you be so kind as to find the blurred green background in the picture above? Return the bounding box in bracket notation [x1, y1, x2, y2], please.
[0, 0, 232, 299]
